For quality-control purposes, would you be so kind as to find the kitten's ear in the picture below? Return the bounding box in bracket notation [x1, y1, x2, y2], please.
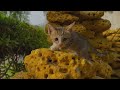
[46, 24, 56, 35]
[66, 22, 75, 31]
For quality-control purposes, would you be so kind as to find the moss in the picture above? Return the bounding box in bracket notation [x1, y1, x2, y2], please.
[88, 36, 112, 49]
[81, 19, 111, 33]
[17, 48, 112, 79]
[47, 11, 79, 24]
[79, 11, 104, 20]
[102, 28, 120, 37]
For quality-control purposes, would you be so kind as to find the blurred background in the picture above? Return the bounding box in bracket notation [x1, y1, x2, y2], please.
[29, 11, 46, 26]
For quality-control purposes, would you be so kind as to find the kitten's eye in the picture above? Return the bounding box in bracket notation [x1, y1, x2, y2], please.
[63, 38, 67, 41]
[55, 38, 58, 41]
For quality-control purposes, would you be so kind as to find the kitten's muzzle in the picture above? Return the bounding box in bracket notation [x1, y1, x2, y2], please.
[59, 43, 65, 47]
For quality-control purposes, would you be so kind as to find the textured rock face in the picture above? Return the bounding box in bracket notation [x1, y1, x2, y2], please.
[102, 28, 120, 79]
[12, 48, 112, 79]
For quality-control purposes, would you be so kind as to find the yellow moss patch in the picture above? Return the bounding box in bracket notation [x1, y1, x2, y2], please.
[47, 11, 79, 24]
[103, 52, 119, 63]
[79, 11, 104, 20]
[69, 24, 95, 39]
[102, 28, 120, 37]
[90, 51, 119, 64]
[88, 36, 112, 49]
[23, 48, 112, 79]
[107, 36, 120, 41]
[94, 61, 112, 79]
[109, 34, 120, 37]
[81, 19, 111, 33]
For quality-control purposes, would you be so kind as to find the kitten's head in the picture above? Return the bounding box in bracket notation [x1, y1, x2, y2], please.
[47, 22, 75, 50]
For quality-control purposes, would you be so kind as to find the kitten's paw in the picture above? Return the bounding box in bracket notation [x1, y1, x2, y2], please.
[50, 46, 59, 51]
[50, 46, 54, 51]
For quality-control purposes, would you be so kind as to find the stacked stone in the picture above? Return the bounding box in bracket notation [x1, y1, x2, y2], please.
[102, 28, 120, 78]
[11, 48, 112, 79]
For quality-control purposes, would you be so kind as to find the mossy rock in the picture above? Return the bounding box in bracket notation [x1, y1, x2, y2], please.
[47, 11, 79, 24]
[81, 19, 111, 33]
[22, 48, 112, 79]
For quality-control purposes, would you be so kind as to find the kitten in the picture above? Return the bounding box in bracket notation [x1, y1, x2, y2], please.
[47, 22, 105, 60]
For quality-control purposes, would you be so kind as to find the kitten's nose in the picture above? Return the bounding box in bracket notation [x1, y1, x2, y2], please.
[59, 44, 63, 47]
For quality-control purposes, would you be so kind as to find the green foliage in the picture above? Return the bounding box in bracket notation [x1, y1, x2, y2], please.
[0, 55, 25, 79]
[0, 13, 50, 57]
[0, 12, 50, 79]
[0, 11, 30, 22]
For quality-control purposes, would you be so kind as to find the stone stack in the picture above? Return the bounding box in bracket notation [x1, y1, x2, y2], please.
[103, 28, 120, 78]
[11, 48, 112, 79]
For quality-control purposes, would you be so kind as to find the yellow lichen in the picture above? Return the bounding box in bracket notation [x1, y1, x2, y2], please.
[94, 61, 112, 79]
[88, 36, 112, 49]
[22, 48, 112, 79]
[47, 11, 79, 24]
[107, 36, 120, 41]
[81, 19, 111, 33]
[102, 28, 120, 37]
[109, 34, 120, 37]
[68, 23, 95, 39]
[79, 11, 104, 20]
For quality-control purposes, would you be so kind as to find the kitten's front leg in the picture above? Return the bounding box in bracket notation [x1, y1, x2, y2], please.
[50, 45, 54, 50]
[80, 48, 92, 61]
[50, 44, 59, 51]
[66, 49, 78, 55]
